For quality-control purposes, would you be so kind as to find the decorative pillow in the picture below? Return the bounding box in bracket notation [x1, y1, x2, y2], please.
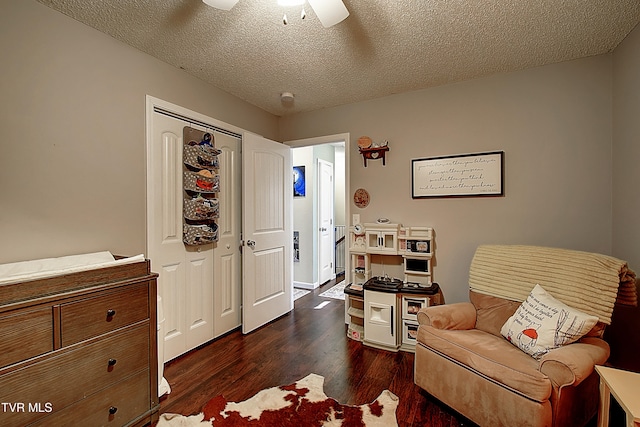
[500, 284, 599, 359]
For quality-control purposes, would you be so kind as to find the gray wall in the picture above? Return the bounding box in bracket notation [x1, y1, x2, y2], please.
[609, 22, 640, 371]
[280, 55, 615, 305]
[613, 22, 640, 279]
[0, 1, 278, 263]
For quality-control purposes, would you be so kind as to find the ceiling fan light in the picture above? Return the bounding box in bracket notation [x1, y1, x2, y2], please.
[277, 0, 305, 6]
[202, 0, 239, 11]
[307, 0, 349, 28]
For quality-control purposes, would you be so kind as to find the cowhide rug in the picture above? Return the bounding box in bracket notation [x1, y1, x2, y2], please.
[158, 373, 399, 427]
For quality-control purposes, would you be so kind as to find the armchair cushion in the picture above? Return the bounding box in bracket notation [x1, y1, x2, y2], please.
[416, 302, 476, 330]
[417, 324, 609, 404]
[417, 325, 551, 402]
[470, 290, 520, 337]
[501, 284, 599, 359]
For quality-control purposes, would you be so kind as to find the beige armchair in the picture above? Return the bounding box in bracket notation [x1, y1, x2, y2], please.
[414, 245, 637, 427]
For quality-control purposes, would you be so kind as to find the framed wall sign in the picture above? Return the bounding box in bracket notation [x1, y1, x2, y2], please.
[412, 151, 504, 198]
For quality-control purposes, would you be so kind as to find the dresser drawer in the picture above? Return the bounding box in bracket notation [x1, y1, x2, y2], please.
[31, 369, 151, 427]
[0, 322, 149, 426]
[60, 282, 149, 346]
[0, 306, 52, 369]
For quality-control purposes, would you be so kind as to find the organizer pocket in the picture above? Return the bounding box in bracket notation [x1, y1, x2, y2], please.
[184, 197, 219, 221]
[183, 223, 219, 246]
[183, 145, 220, 170]
[183, 170, 220, 193]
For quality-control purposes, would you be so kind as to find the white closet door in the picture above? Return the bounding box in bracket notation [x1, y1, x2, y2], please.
[148, 112, 214, 361]
[213, 133, 242, 337]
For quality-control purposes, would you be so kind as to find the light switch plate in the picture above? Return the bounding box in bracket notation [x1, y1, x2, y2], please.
[352, 214, 360, 226]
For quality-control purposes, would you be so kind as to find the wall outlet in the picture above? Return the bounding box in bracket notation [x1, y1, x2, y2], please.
[352, 214, 360, 226]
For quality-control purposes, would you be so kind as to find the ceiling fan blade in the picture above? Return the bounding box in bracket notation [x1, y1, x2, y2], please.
[308, 0, 349, 28]
[202, 0, 239, 11]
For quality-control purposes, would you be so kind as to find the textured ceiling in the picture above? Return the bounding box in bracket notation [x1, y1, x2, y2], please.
[36, 0, 640, 117]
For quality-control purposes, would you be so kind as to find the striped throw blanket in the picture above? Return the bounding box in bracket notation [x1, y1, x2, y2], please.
[469, 245, 637, 325]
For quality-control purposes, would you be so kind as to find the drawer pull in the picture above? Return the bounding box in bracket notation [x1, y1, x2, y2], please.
[109, 406, 118, 415]
[108, 358, 117, 367]
[106, 309, 116, 318]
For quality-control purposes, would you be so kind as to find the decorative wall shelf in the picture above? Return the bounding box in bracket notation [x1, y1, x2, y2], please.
[359, 146, 389, 167]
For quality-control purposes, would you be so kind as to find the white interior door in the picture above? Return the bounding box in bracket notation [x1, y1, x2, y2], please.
[318, 159, 334, 284]
[242, 132, 293, 334]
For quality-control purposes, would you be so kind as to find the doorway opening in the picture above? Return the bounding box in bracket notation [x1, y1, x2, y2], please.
[287, 134, 349, 291]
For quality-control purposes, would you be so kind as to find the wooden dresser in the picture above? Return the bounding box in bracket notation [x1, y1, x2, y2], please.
[0, 257, 159, 427]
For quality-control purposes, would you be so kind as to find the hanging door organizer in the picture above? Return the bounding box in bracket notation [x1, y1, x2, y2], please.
[182, 127, 220, 246]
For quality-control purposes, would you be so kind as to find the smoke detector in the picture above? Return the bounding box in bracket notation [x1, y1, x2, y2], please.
[280, 92, 295, 103]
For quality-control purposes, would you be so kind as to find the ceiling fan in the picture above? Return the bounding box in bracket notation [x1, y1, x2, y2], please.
[202, 0, 349, 28]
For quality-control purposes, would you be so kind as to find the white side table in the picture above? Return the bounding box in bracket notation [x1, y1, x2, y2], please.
[595, 365, 640, 427]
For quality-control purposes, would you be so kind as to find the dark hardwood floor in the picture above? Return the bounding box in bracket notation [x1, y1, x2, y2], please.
[156, 276, 473, 426]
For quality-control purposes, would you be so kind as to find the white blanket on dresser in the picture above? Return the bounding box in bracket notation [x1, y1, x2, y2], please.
[0, 251, 145, 285]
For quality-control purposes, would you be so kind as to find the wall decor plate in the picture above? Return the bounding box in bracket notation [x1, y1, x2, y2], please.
[354, 188, 370, 208]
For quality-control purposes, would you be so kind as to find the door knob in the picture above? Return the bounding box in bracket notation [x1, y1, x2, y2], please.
[247, 240, 256, 248]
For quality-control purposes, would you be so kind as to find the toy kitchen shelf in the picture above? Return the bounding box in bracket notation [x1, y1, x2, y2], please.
[346, 223, 440, 352]
[349, 223, 434, 286]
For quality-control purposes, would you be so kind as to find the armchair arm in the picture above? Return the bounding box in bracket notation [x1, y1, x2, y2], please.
[416, 302, 476, 330]
[539, 337, 610, 387]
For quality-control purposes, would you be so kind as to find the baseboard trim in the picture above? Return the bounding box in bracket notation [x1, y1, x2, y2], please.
[294, 280, 319, 290]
